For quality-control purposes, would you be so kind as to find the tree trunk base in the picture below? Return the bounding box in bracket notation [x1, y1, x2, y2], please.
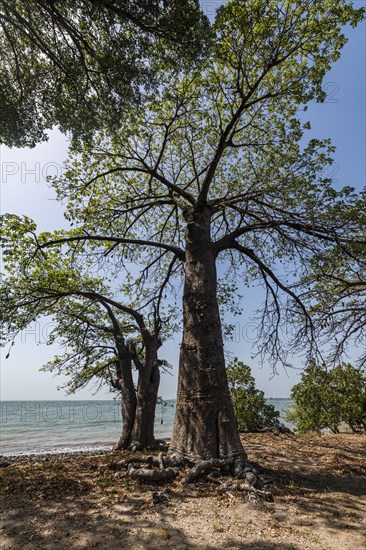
[129, 438, 169, 453]
[109, 451, 275, 500]
[113, 437, 168, 453]
[113, 436, 130, 451]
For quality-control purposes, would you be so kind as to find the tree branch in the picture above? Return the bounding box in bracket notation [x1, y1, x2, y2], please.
[37, 234, 185, 261]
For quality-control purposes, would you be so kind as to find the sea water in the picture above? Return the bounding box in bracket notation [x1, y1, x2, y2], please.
[0, 399, 292, 456]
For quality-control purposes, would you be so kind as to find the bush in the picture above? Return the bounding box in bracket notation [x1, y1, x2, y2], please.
[227, 358, 280, 432]
[285, 362, 366, 434]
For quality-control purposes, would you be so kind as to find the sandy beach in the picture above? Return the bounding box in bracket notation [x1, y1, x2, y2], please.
[1, 433, 365, 549]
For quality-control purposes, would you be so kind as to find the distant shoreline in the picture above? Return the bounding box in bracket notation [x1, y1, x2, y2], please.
[266, 397, 291, 400]
[0, 447, 112, 463]
[0, 397, 290, 401]
[0, 399, 292, 456]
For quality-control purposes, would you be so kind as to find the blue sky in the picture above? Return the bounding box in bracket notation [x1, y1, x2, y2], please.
[0, 6, 365, 400]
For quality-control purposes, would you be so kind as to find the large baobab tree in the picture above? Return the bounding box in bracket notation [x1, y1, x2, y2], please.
[1, 0, 364, 474]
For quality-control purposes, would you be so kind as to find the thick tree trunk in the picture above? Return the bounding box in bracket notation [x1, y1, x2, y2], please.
[113, 351, 137, 450]
[130, 340, 161, 449]
[168, 206, 247, 467]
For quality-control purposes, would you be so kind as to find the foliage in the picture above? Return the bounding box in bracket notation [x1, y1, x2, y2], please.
[40, 1, 365, 365]
[0, 0, 209, 147]
[227, 358, 280, 431]
[40, 299, 134, 395]
[285, 362, 366, 433]
[300, 191, 366, 367]
[1, 2, 364, 368]
[1, 0, 365, 459]
[0, 234, 167, 394]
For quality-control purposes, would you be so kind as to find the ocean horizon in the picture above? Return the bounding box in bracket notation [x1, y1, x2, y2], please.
[0, 399, 293, 456]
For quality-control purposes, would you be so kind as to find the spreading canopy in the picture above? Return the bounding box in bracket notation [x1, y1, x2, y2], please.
[0, 0, 209, 147]
[14, 0, 362, 365]
[301, 192, 366, 367]
[1, 0, 365, 464]
[0, 226, 169, 376]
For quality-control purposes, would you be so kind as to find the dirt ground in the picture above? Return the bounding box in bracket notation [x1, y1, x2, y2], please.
[0, 433, 365, 549]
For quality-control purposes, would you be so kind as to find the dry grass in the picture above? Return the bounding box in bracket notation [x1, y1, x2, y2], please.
[1, 433, 365, 549]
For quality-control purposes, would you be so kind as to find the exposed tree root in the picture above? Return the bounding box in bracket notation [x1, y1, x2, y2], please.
[111, 455, 159, 469]
[183, 458, 234, 484]
[109, 452, 275, 499]
[127, 463, 176, 482]
[182, 459, 274, 500]
[234, 482, 273, 501]
[254, 425, 294, 435]
[108, 452, 177, 482]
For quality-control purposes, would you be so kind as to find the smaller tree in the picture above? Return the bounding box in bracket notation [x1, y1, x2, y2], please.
[333, 364, 366, 432]
[226, 358, 280, 432]
[285, 362, 366, 433]
[285, 363, 331, 434]
[0, 214, 173, 450]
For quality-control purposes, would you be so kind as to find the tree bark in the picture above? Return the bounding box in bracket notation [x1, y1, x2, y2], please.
[130, 339, 161, 449]
[113, 350, 137, 450]
[168, 206, 247, 468]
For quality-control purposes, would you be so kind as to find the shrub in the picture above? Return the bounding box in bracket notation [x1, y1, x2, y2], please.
[285, 362, 366, 433]
[227, 358, 280, 432]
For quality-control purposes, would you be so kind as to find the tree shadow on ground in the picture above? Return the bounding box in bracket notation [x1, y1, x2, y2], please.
[204, 544, 298, 550]
[1, 494, 189, 550]
[1, 435, 365, 549]
[241, 433, 366, 538]
[258, 464, 366, 533]
[291, 437, 366, 458]
[0, 497, 300, 550]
